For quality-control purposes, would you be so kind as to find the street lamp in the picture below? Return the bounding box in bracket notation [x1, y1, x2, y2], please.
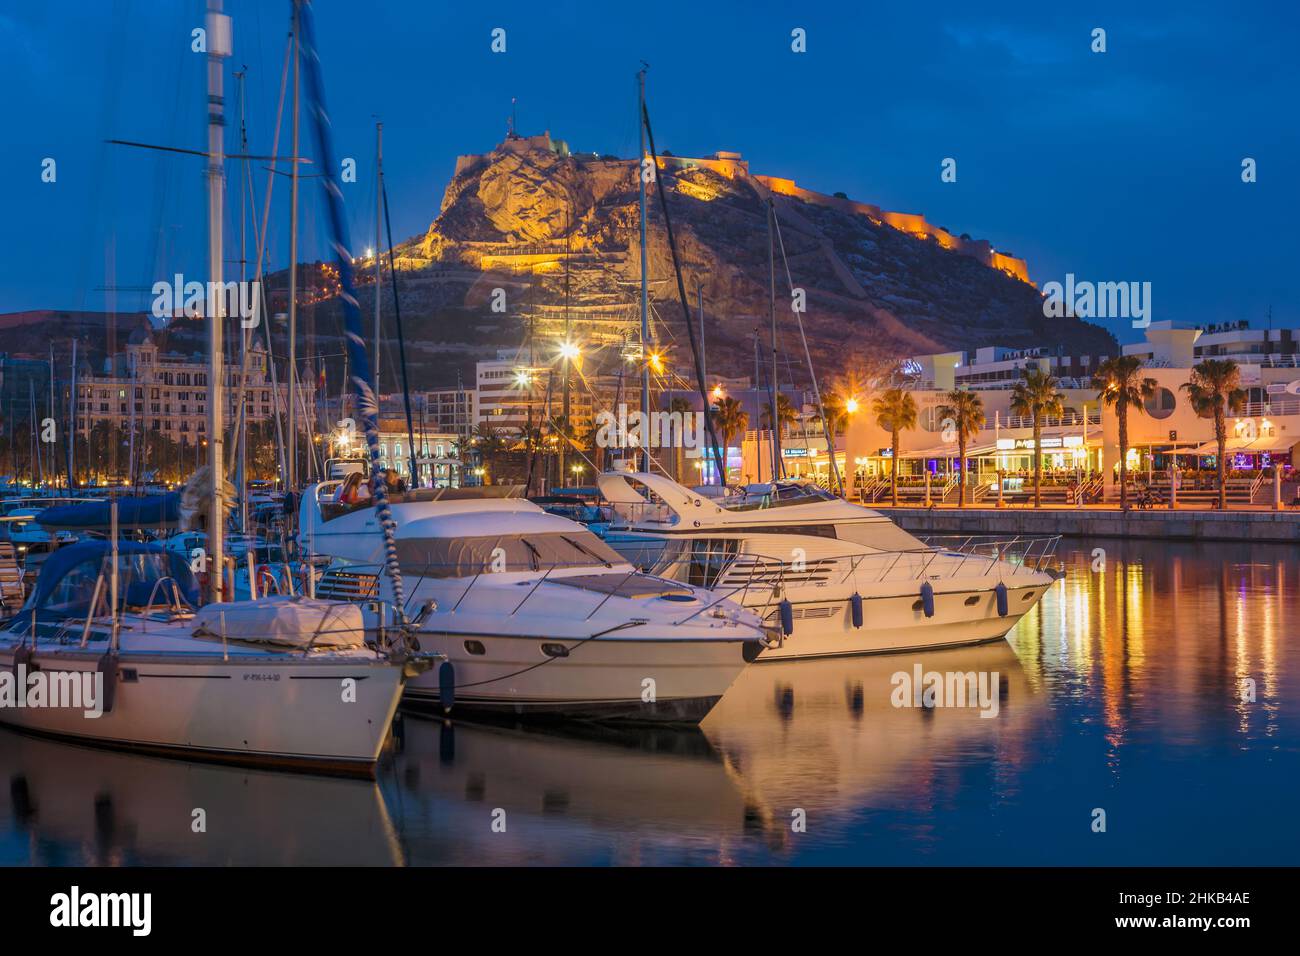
[558, 341, 580, 362]
[845, 397, 860, 414]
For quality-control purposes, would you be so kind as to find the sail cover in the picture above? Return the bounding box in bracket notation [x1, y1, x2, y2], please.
[37, 494, 181, 531]
[191, 596, 366, 648]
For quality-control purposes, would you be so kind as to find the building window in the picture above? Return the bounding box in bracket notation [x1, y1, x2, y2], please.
[1143, 387, 1177, 420]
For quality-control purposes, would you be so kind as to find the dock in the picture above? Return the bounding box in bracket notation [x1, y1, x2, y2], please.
[883, 505, 1300, 544]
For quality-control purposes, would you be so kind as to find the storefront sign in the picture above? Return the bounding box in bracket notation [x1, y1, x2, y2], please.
[998, 437, 1066, 451]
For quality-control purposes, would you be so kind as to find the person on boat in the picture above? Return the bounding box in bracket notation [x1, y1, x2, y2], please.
[383, 468, 406, 496]
[335, 472, 371, 506]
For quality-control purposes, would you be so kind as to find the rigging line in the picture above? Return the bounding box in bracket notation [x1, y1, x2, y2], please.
[639, 100, 727, 485]
[381, 179, 420, 485]
[227, 23, 293, 485]
[772, 204, 844, 496]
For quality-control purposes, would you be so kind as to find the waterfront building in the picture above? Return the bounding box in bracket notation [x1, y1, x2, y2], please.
[841, 320, 1300, 503]
[72, 330, 315, 449]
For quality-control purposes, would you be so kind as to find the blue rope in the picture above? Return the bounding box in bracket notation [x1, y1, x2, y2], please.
[296, 0, 406, 621]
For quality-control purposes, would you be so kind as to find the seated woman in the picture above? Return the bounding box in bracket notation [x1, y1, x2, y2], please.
[334, 472, 372, 507]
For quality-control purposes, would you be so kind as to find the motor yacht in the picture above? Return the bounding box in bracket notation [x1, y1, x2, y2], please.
[0, 540, 429, 775]
[595, 471, 1060, 660]
[299, 482, 769, 723]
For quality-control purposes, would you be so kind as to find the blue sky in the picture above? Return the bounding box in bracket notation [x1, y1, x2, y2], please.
[1, 0, 1295, 343]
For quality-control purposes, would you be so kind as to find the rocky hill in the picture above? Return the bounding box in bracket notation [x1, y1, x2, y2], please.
[368, 133, 1115, 385]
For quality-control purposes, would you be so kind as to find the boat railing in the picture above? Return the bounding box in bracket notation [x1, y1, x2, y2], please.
[662, 535, 1062, 594]
[138, 576, 191, 631]
[914, 534, 1062, 574]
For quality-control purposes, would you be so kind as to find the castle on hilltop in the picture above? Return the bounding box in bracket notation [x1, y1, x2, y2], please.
[451, 133, 1031, 285]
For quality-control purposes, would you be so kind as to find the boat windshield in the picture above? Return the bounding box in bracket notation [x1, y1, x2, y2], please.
[721, 482, 839, 512]
[395, 530, 627, 578]
[25, 546, 199, 619]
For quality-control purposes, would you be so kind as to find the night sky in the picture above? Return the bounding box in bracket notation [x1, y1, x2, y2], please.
[2, 0, 1295, 344]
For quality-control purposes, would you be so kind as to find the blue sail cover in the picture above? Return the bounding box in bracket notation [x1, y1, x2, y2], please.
[36, 493, 181, 531]
[25, 540, 199, 617]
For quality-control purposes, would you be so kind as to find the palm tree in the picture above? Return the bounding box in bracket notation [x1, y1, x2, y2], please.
[936, 390, 985, 507]
[1009, 366, 1065, 508]
[1091, 355, 1157, 511]
[471, 423, 507, 479]
[1182, 358, 1246, 510]
[759, 393, 799, 434]
[872, 387, 917, 506]
[711, 396, 748, 484]
[820, 393, 853, 436]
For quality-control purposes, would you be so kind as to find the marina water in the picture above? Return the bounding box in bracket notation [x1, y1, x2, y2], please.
[2, 537, 1295, 865]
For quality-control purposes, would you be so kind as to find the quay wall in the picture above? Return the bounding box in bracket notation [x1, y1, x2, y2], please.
[886, 507, 1300, 544]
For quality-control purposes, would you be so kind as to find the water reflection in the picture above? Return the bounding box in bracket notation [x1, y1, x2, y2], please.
[2, 538, 1297, 864]
[0, 731, 401, 865]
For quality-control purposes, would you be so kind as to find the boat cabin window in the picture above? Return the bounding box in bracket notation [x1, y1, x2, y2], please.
[396, 531, 626, 578]
[686, 538, 739, 588]
[833, 521, 927, 553]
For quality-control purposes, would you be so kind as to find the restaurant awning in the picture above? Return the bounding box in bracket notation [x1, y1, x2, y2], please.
[898, 443, 999, 459]
[1190, 435, 1295, 454]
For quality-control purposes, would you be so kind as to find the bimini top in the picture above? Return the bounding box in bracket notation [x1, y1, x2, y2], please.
[25, 540, 199, 618]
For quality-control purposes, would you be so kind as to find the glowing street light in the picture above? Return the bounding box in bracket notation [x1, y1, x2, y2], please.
[648, 351, 664, 373]
[558, 341, 581, 361]
[711, 384, 724, 401]
[845, 397, 860, 414]
[514, 368, 533, 388]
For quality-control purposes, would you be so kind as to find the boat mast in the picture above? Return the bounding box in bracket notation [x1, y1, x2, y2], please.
[767, 198, 781, 482]
[205, 0, 230, 602]
[698, 285, 705, 385]
[373, 122, 382, 397]
[637, 66, 650, 473]
[236, 66, 249, 534]
[286, 5, 300, 492]
[67, 339, 77, 491]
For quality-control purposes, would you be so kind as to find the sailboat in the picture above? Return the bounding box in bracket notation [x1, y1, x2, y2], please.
[0, 0, 435, 774]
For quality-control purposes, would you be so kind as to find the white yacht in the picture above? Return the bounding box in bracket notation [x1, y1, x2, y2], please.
[595, 471, 1060, 660]
[0, 540, 428, 775]
[299, 482, 770, 723]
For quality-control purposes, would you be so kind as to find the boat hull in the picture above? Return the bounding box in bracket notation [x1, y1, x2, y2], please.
[0, 648, 405, 776]
[404, 631, 755, 724]
[754, 582, 1051, 661]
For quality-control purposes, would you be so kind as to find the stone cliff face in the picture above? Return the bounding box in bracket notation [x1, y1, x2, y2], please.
[383, 135, 1114, 385]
